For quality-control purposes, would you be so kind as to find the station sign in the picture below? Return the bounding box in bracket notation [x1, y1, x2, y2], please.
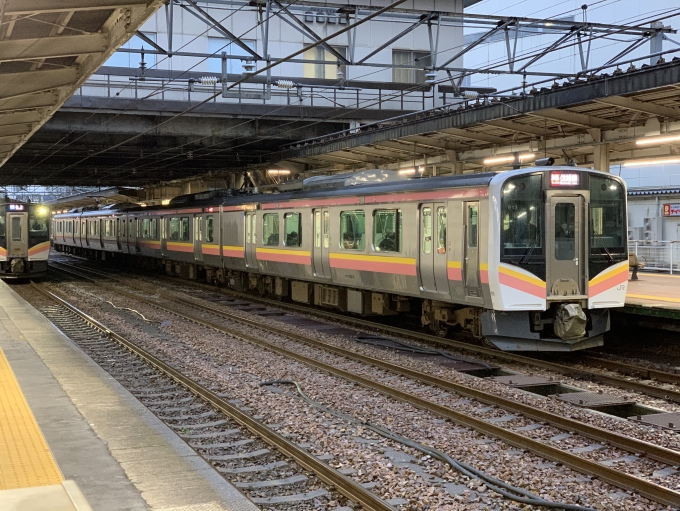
[550, 172, 580, 187]
[663, 204, 680, 216]
[8, 204, 25, 211]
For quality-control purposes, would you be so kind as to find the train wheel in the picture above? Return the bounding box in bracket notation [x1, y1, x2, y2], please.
[432, 321, 449, 338]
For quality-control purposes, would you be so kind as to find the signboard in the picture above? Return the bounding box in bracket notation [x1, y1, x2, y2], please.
[663, 203, 680, 216]
[550, 172, 580, 187]
[8, 204, 24, 211]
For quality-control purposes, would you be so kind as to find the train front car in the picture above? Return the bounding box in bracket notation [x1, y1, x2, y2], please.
[0, 200, 50, 278]
[487, 167, 628, 351]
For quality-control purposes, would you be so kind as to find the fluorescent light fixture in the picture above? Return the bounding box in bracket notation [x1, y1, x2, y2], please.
[636, 134, 680, 146]
[623, 157, 680, 166]
[398, 168, 416, 175]
[161, 199, 171, 205]
[483, 153, 535, 165]
[267, 169, 291, 176]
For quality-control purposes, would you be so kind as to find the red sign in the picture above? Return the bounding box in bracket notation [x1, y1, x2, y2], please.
[550, 172, 579, 187]
[663, 204, 680, 216]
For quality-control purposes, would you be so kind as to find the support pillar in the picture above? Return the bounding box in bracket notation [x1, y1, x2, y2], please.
[593, 143, 610, 172]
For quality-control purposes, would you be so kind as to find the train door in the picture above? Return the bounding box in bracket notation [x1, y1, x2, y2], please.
[244, 212, 257, 268]
[463, 201, 481, 297]
[194, 216, 203, 262]
[546, 195, 585, 297]
[419, 203, 449, 294]
[312, 208, 331, 278]
[8, 213, 27, 257]
[116, 218, 123, 250]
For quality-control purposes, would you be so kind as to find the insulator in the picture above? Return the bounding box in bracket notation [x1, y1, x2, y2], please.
[199, 76, 219, 86]
[461, 90, 479, 99]
[276, 80, 296, 89]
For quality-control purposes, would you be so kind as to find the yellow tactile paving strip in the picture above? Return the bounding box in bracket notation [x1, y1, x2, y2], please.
[0, 348, 62, 490]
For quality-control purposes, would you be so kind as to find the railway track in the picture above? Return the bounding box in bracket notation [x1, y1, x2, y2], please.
[29, 281, 395, 511]
[49, 257, 680, 406]
[43, 261, 680, 507]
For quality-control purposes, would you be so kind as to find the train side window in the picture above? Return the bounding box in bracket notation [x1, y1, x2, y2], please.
[246, 215, 251, 244]
[180, 217, 190, 241]
[150, 218, 158, 239]
[0, 216, 6, 237]
[468, 205, 478, 248]
[422, 208, 432, 254]
[437, 207, 447, 254]
[373, 209, 401, 252]
[206, 216, 214, 243]
[169, 217, 179, 240]
[284, 213, 301, 247]
[314, 211, 321, 248]
[142, 219, 150, 238]
[11, 217, 22, 241]
[263, 213, 279, 246]
[340, 210, 365, 250]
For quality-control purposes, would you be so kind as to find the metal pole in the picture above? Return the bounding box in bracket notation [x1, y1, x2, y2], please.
[670, 241, 673, 274]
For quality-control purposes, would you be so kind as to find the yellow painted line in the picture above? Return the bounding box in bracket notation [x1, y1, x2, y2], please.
[627, 293, 680, 305]
[329, 253, 416, 265]
[447, 261, 462, 269]
[589, 262, 629, 286]
[499, 265, 545, 286]
[202, 244, 220, 250]
[166, 242, 192, 247]
[0, 349, 62, 489]
[257, 248, 311, 257]
[222, 245, 244, 251]
[633, 272, 680, 279]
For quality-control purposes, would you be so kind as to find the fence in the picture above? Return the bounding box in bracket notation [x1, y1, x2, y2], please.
[629, 240, 680, 274]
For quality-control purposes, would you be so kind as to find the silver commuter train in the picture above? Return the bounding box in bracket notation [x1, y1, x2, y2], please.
[52, 167, 629, 351]
[0, 199, 51, 277]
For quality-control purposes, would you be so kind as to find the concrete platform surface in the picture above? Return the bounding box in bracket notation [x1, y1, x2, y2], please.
[627, 272, 680, 310]
[0, 280, 259, 511]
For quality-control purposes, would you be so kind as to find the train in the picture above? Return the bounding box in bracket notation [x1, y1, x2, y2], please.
[51, 167, 629, 351]
[0, 198, 51, 278]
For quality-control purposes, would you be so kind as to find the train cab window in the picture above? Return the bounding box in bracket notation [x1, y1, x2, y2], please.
[340, 210, 365, 250]
[373, 209, 401, 252]
[263, 213, 279, 246]
[554, 203, 575, 260]
[284, 213, 301, 247]
[11, 217, 22, 241]
[437, 207, 447, 254]
[500, 174, 545, 279]
[206, 216, 214, 243]
[589, 175, 627, 277]
[180, 217, 190, 241]
[169, 217, 179, 240]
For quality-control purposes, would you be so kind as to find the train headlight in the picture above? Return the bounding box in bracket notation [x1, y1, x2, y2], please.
[37, 206, 49, 216]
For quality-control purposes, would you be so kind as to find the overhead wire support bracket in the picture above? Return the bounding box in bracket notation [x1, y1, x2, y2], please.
[439, 18, 517, 69]
[135, 31, 166, 55]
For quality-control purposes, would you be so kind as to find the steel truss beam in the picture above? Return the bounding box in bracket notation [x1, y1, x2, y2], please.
[0, 34, 107, 63]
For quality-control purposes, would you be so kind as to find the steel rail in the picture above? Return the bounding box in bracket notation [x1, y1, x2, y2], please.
[580, 355, 680, 386]
[46, 268, 680, 507]
[31, 282, 397, 511]
[48, 261, 680, 403]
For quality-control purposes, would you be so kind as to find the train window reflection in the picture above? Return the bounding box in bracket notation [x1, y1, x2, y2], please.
[180, 217, 190, 241]
[263, 213, 279, 246]
[554, 203, 575, 260]
[11, 217, 21, 241]
[340, 210, 365, 250]
[422, 208, 432, 254]
[468, 204, 478, 248]
[206, 216, 214, 243]
[284, 213, 301, 247]
[437, 207, 446, 254]
[501, 175, 543, 251]
[169, 217, 179, 240]
[374, 209, 401, 252]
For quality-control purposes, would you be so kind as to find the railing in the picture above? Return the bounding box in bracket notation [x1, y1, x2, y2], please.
[629, 240, 680, 274]
[76, 73, 437, 113]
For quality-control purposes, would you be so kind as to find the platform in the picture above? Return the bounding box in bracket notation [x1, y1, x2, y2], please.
[0, 280, 259, 511]
[625, 272, 680, 320]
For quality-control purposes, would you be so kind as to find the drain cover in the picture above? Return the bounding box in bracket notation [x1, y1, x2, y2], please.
[558, 392, 631, 407]
[489, 375, 555, 387]
[628, 411, 680, 431]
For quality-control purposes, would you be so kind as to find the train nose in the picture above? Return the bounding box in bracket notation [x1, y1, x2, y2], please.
[554, 303, 587, 340]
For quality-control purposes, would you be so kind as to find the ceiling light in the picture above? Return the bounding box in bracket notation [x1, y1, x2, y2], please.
[483, 155, 514, 165]
[623, 157, 680, 166]
[267, 169, 291, 176]
[636, 134, 680, 146]
[398, 168, 416, 175]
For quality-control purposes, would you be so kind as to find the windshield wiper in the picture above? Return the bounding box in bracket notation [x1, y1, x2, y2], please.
[600, 245, 614, 263]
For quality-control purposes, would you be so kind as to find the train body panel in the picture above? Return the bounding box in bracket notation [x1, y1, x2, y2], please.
[53, 167, 628, 351]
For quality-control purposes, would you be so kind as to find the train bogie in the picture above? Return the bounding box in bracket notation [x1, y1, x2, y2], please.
[52, 167, 628, 351]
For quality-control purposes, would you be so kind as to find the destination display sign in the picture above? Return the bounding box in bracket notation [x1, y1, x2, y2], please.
[8, 204, 25, 211]
[550, 172, 580, 187]
[663, 204, 680, 216]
